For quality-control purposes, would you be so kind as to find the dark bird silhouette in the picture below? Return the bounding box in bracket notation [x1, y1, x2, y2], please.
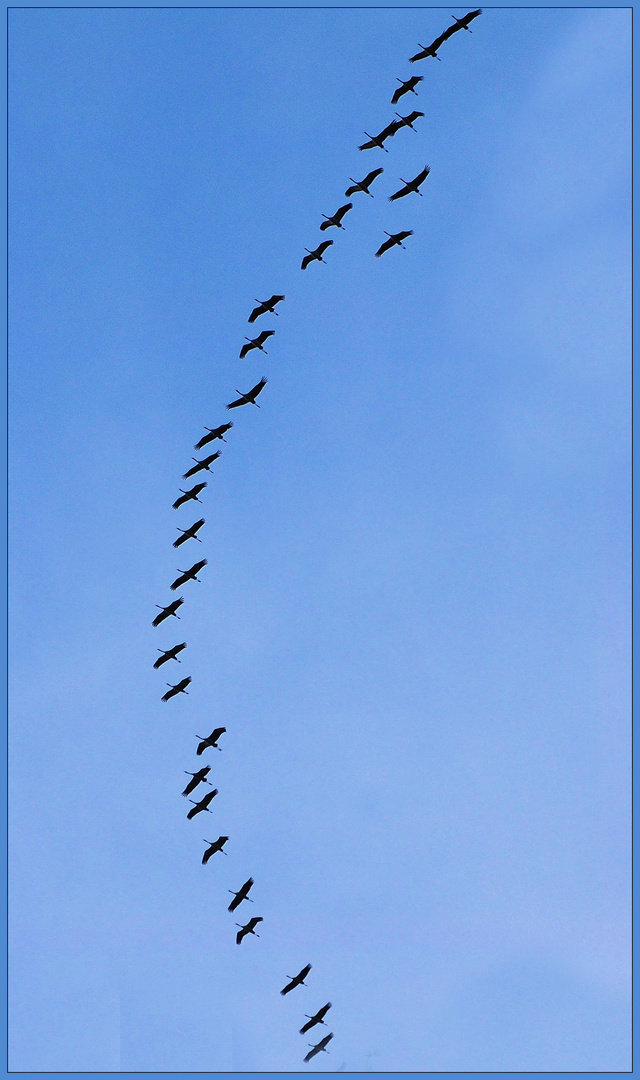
[394, 110, 424, 131]
[449, 8, 482, 33]
[227, 377, 268, 410]
[409, 28, 453, 62]
[240, 330, 275, 359]
[187, 787, 218, 819]
[194, 422, 233, 450]
[301, 240, 333, 270]
[153, 597, 184, 627]
[174, 518, 205, 548]
[389, 166, 430, 201]
[358, 120, 401, 152]
[170, 559, 207, 591]
[196, 726, 226, 755]
[375, 229, 413, 257]
[345, 168, 384, 197]
[202, 835, 229, 863]
[153, 642, 187, 668]
[182, 766, 212, 798]
[249, 295, 285, 323]
[236, 916, 263, 944]
[173, 482, 207, 510]
[281, 964, 311, 995]
[300, 1003, 332, 1034]
[162, 676, 192, 702]
[391, 75, 423, 104]
[228, 877, 254, 912]
[183, 452, 220, 479]
[320, 203, 352, 231]
[304, 1034, 333, 1063]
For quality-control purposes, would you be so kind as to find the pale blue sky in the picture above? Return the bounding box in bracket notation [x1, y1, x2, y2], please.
[9, 5, 630, 1073]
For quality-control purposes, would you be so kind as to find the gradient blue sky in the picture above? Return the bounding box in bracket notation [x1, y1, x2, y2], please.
[8, 5, 631, 1073]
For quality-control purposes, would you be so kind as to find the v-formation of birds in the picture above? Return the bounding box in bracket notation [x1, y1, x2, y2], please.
[150, 9, 480, 1065]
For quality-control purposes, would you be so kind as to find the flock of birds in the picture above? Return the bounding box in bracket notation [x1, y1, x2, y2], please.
[152, 8, 481, 1066]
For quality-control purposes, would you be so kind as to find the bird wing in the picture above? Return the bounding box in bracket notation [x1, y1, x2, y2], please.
[301, 252, 313, 269]
[379, 119, 401, 140]
[428, 29, 449, 50]
[248, 304, 264, 323]
[375, 237, 394, 257]
[334, 202, 352, 221]
[192, 559, 207, 574]
[399, 230, 414, 241]
[249, 377, 268, 398]
[389, 182, 410, 201]
[391, 85, 405, 104]
[409, 46, 428, 62]
[182, 777, 197, 796]
[170, 573, 187, 590]
[227, 394, 246, 408]
[239, 342, 254, 358]
[406, 111, 424, 123]
[364, 168, 384, 185]
[256, 330, 274, 345]
[236, 928, 246, 944]
[162, 686, 177, 702]
[248, 917, 263, 930]
[317, 240, 333, 255]
[153, 654, 168, 668]
[172, 493, 187, 509]
[211, 727, 226, 741]
[304, 1046, 319, 1063]
[268, 294, 284, 305]
[182, 462, 201, 479]
[414, 166, 430, 186]
[358, 137, 376, 151]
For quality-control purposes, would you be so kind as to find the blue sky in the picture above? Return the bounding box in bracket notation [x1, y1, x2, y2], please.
[8, 5, 630, 1073]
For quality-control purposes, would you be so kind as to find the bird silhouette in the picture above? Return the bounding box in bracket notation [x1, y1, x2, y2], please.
[202, 835, 229, 864]
[248, 295, 285, 323]
[240, 330, 275, 359]
[194, 422, 233, 450]
[391, 75, 423, 104]
[389, 166, 430, 201]
[174, 518, 205, 548]
[375, 230, 413, 257]
[227, 377, 268, 410]
[153, 642, 187, 668]
[162, 676, 191, 702]
[153, 597, 184, 627]
[173, 482, 207, 510]
[236, 916, 263, 944]
[301, 240, 333, 270]
[195, 727, 226, 755]
[345, 168, 384, 197]
[320, 203, 352, 230]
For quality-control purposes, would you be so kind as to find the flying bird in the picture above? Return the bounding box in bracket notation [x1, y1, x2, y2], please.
[182, 766, 212, 798]
[394, 110, 424, 131]
[195, 726, 226, 755]
[173, 482, 207, 510]
[301, 240, 333, 270]
[170, 559, 207, 591]
[375, 230, 413, 257]
[194, 422, 233, 450]
[248, 295, 285, 323]
[153, 597, 184, 627]
[304, 1034, 333, 1063]
[320, 203, 352, 231]
[449, 8, 482, 33]
[187, 788, 218, 819]
[281, 964, 311, 995]
[228, 877, 254, 913]
[409, 29, 453, 62]
[202, 835, 229, 864]
[300, 1003, 332, 1034]
[153, 642, 187, 669]
[174, 518, 205, 548]
[183, 452, 220, 479]
[240, 330, 275, 359]
[236, 916, 263, 944]
[389, 166, 430, 201]
[345, 168, 384, 197]
[391, 75, 423, 104]
[162, 676, 192, 702]
[227, 377, 268, 410]
[358, 120, 401, 152]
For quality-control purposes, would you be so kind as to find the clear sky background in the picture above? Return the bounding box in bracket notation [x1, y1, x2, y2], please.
[8, 5, 631, 1073]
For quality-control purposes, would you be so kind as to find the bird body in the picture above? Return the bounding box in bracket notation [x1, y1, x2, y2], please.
[240, 330, 274, 359]
[249, 295, 285, 323]
[154, 642, 187, 669]
[227, 377, 267, 409]
[174, 518, 205, 548]
[182, 766, 211, 798]
[194, 422, 233, 450]
[187, 788, 218, 819]
[320, 203, 352, 230]
[202, 835, 229, 863]
[228, 877, 254, 912]
[196, 726, 226, 755]
[391, 75, 423, 103]
[300, 1003, 332, 1034]
[281, 964, 312, 995]
[304, 1034, 333, 1062]
[162, 676, 192, 702]
[389, 166, 430, 201]
[153, 598, 184, 627]
[345, 168, 383, 197]
[301, 240, 333, 270]
[173, 482, 207, 510]
[236, 916, 263, 944]
[183, 452, 220, 479]
[375, 230, 413, 257]
[171, 559, 207, 591]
